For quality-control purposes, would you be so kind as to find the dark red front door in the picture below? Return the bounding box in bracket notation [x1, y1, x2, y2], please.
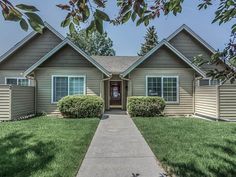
[110, 81, 122, 106]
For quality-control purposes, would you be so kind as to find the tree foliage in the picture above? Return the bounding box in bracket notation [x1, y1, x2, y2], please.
[138, 26, 158, 56]
[68, 29, 116, 56]
[0, 0, 235, 82]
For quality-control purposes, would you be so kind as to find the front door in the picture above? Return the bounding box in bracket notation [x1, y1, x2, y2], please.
[110, 81, 122, 107]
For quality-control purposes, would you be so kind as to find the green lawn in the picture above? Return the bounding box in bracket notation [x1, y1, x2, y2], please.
[0, 116, 99, 177]
[134, 117, 236, 177]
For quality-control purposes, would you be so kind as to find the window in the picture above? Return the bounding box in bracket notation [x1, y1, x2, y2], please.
[52, 76, 85, 103]
[5, 77, 30, 86]
[146, 76, 179, 103]
[198, 79, 220, 86]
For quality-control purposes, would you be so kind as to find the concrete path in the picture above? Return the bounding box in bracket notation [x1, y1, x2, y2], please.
[77, 111, 166, 177]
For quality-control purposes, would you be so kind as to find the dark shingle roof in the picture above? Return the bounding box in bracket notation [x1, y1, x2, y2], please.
[92, 56, 140, 74]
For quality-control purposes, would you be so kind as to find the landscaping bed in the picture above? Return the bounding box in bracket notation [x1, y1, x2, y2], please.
[0, 116, 99, 177]
[134, 117, 236, 177]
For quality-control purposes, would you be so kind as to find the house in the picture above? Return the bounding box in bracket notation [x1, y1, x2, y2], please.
[0, 23, 235, 121]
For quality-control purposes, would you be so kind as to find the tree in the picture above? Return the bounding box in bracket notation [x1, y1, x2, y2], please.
[0, 0, 235, 82]
[68, 29, 116, 56]
[138, 26, 158, 56]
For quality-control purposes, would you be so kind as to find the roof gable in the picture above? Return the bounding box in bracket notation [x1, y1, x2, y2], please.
[167, 24, 216, 53]
[121, 40, 206, 77]
[24, 38, 111, 77]
[0, 22, 64, 66]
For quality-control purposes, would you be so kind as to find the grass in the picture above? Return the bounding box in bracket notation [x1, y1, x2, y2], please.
[133, 117, 236, 177]
[0, 116, 99, 177]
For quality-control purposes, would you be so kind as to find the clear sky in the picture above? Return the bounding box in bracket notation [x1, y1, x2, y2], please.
[0, 0, 234, 56]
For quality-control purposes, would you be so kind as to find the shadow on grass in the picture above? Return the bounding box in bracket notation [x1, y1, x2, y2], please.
[163, 139, 236, 177]
[0, 132, 55, 177]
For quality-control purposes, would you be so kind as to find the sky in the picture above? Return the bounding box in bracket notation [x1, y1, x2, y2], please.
[0, 0, 234, 56]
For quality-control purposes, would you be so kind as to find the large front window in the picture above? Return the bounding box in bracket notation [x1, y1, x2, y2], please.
[5, 77, 30, 86]
[146, 76, 179, 103]
[52, 76, 85, 103]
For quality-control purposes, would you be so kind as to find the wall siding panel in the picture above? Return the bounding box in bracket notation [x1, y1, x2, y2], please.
[195, 86, 218, 119]
[129, 68, 194, 115]
[11, 86, 35, 120]
[0, 85, 10, 120]
[0, 29, 62, 70]
[219, 84, 236, 120]
[35, 67, 102, 114]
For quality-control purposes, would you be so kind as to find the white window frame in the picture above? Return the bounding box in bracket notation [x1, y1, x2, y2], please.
[51, 75, 86, 104]
[198, 78, 221, 86]
[146, 75, 179, 104]
[5, 77, 30, 86]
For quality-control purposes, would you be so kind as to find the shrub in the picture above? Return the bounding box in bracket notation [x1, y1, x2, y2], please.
[127, 96, 166, 117]
[58, 95, 104, 118]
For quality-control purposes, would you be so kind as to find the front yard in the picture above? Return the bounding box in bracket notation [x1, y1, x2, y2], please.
[0, 116, 99, 177]
[134, 117, 236, 177]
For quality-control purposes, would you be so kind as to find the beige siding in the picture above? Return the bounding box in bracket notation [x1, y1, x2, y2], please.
[0, 70, 34, 86]
[219, 84, 236, 120]
[0, 29, 61, 70]
[0, 85, 10, 120]
[169, 30, 225, 72]
[40, 45, 94, 67]
[11, 86, 35, 120]
[129, 68, 194, 115]
[35, 67, 103, 114]
[195, 86, 218, 118]
[138, 46, 190, 68]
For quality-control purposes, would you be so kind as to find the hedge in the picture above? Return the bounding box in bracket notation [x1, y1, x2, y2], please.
[58, 95, 104, 118]
[127, 96, 166, 117]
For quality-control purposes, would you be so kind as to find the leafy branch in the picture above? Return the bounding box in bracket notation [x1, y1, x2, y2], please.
[0, 0, 44, 32]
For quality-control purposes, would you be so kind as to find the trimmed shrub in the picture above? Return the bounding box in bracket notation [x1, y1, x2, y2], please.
[58, 95, 104, 118]
[127, 96, 166, 117]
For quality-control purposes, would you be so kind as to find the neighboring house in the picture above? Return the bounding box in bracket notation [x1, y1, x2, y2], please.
[0, 22, 235, 121]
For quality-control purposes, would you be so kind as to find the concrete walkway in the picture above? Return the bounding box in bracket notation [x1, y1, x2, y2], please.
[77, 111, 166, 177]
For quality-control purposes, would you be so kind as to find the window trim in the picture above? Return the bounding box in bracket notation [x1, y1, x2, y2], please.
[146, 75, 179, 104]
[5, 77, 30, 86]
[51, 75, 86, 104]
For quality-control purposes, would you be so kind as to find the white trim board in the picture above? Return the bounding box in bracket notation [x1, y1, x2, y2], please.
[0, 22, 65, 64]
[24, 38, 111, 77]
[121, 39, 206, 78]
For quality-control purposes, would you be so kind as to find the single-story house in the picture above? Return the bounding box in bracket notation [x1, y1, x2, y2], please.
[0, 22, 235, 121]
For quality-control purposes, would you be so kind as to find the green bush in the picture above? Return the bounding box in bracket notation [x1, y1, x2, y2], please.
[58, 95, 104, 118]
[127, 96, 166, 117]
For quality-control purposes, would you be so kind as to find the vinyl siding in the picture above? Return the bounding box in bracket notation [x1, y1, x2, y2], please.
[35, 67, 103, 114]
[40, 45, 94, 67]
[195, 86, 218, 119]
[0, 29, 62, 70]
[137, 46, 190, 68]
[219, 84, 236, 120]
[0, 85, 10, 120]
[169, 30, 225, 72]
[11, 86, 35, 120]
[129, 68, 194, 115]
[0, 70, 34, 86]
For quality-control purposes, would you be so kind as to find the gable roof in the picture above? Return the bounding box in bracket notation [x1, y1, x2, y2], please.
[0, 22, 64, 64]
[93, 56, 140, 74]
[167, 24, 236, 71]
[121, 39, 206, 77]
[167, 24, 216, 54]
[24, 38, 111, 77]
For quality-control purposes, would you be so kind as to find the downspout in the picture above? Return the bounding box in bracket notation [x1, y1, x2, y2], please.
[25, 73, 37, 116]
[193, 73, 196, 116]
[120, 74, 131, 110]
[100, 74, 112, 111]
